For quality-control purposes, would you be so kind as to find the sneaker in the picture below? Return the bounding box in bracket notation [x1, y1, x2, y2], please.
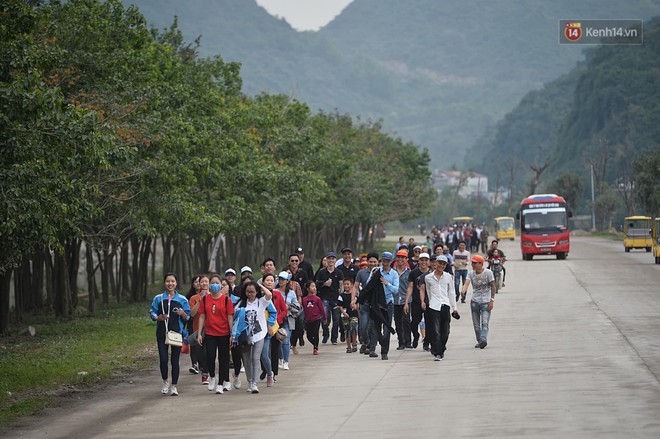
[352, 345, 358, 352]
[188, 364, 199, 374]
[240, 366, 245, 373]
[201, 374, 209, 385]
[474, 343, 480, 348]
[278, 359, 284, 368]
[292, 346, 299, 355]
[267, 374, 274, 387]
[359, 345, 366, 354]
[412, 338, 419, 349]
[340, 333, 346, 342]
[369, 352, 378, 358]
[259, 370, 267, 381]
[331, 341, 338, 345]
[396, 345, 405, 350]
[363, 348, 370, 355]
[434, 355, 443, 361]
[170, 386, 178, 396]
[207, 376, 216, 391]
[251, 384, 259, 394]
[161, 380, 170, 395]
[423, 345, 430, 352]
[479, 340, 488, 349]
[346, 347, 352, 353]
[313, 348, 319, 355]
[405, 344, 413, 349]
[322, 335, 328, 344]
[282, 362, 289, 370]
[246, 382, 254, 393]
[233, 374, 242, 389]
[223, 381, 232, 392]
[381, 354, 388, 360]
[215, 384, 223, 394]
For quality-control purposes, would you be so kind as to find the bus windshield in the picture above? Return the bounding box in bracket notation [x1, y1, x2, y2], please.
[521, 207, 567, 234]
[497, 218, 514, 230]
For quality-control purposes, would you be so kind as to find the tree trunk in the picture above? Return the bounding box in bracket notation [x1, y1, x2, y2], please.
[0, 270, 12, 336]
[52, 251, 73, 317]
[86, 244, 96, 313]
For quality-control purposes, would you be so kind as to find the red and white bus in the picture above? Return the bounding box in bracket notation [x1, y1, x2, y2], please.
[517, 194, 571, 260]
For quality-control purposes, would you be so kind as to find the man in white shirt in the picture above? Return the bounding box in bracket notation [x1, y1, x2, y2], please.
[421, 255, 458, 361]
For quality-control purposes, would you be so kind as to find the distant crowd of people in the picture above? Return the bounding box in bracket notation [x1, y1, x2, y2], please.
[149, 238, 506, 396]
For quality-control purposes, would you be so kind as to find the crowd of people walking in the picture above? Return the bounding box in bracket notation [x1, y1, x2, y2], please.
[150, 232, 504, 396]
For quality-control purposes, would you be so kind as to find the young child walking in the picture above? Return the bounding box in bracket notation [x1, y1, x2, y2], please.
[339, 278, 359, 353]
[302, 281, 326, 355]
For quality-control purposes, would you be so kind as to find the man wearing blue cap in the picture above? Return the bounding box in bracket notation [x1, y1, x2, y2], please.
[315, 252, 344, 344]
[366, 251, 399, 360]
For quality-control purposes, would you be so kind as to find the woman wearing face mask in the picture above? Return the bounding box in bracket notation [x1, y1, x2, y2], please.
[233, 280, 274, 394]
[149, 272, 190, 396]
[197, 275, 234, 394]
[188, 274, 210, 384]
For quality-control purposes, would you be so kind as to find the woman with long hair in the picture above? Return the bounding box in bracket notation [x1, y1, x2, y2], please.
[232, 280, 274, 394]
[185, 275, 202, 374]
[149, 273, 190, 396]
[276, 271, 299, 370]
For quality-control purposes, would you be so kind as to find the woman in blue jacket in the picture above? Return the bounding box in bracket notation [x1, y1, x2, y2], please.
[149, 272, 190, 396]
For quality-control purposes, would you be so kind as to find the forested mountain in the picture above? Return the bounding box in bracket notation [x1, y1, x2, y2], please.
[465, 18, 660, 217]
[122, 0, 660, 167]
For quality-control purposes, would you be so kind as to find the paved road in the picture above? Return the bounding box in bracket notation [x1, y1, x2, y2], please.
[5, 236, 660, 438]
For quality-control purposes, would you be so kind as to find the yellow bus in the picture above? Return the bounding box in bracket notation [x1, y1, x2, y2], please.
[623, 216, 652, 252]
[494, 216, 516, 240]
[653, 217, 660, 264]
[452, 216, 474, 225]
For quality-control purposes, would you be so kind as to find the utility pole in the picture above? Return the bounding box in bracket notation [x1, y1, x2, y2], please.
[590, 164, 596, 231]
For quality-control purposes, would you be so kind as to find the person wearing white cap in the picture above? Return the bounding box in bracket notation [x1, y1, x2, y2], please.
[421, 254, 458, 361]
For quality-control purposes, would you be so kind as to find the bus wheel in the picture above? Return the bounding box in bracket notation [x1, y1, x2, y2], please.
[625, 247, 630, 253]
[646, 247, 652, 252]
[556, 252, 567, 260]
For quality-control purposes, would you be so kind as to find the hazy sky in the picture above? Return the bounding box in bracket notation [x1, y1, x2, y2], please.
[255, 0, 354, 31]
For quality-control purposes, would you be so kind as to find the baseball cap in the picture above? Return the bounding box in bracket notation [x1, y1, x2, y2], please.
[419, 252, 430, 259]
[396, 249, 409, 257]
[413, 245, 422, 251]
[326, 251, 337, 258]
[277, 271, 291, 280]
[435, 254, 448, 263]
[358, 261, 368, 268]
[471, 255, 485, 263]
[381, 251, 394, 260]
[224, 268, 236, 276]
[295, 247, 304, 253]
[341, 247, 353, 254]
[240, 265, 252, 274]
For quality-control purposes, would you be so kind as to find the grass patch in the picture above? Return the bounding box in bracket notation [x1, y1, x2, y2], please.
[0, 302, 157, 427]
[590, 231, 622, 240]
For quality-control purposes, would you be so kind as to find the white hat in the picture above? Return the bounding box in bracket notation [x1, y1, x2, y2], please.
[435, 254, 448, 263]
[278, 271, 291, 280]
[419, 252, 430, 259]
[240, 266, 252, 274]
[224, 268, 236, 276]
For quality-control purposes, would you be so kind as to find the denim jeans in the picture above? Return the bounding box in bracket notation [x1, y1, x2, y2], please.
[280, 321, 291, 362]
[241, 338, 265, 387]
[359, 303, 374, 347]
[454, 270, 468, 299]
[370, 302, 394, 355]
[322, 298, 341, 343]
[260, 334, 273, 375]
[470, 300, 491, 343]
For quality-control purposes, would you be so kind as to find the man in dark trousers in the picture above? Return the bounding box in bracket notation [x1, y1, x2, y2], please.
[315, 252, 344, 345]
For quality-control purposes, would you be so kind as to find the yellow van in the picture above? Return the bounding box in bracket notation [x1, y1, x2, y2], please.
[494, 216, 515, 240]
[623, 216, 652, 252]
[653, 217, 660, 264]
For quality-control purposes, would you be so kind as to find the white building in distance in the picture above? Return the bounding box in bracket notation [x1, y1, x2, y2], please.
[432, 170, 489, 199]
